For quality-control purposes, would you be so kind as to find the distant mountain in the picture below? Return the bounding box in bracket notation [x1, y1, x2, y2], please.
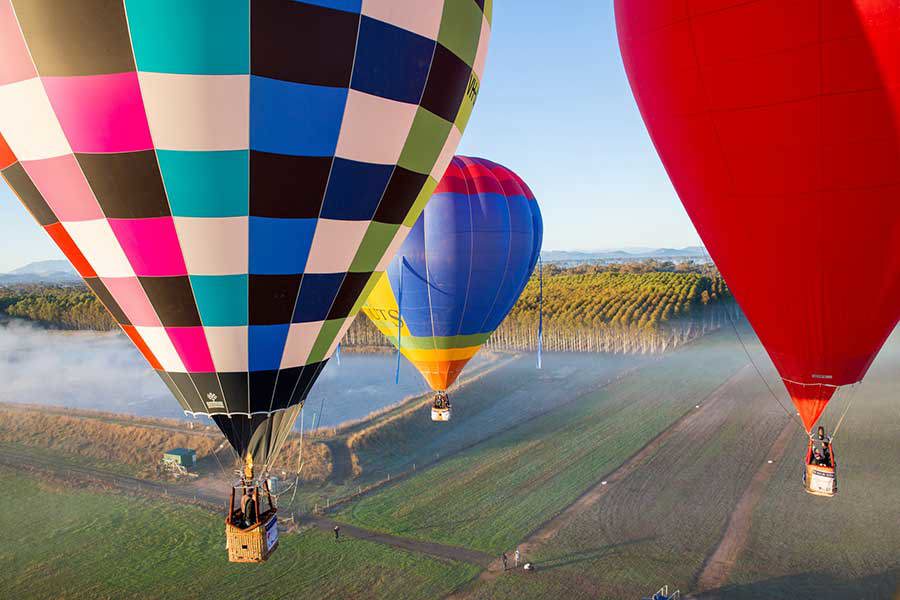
[0, 260, 79, 284]
[541, 247, 707, 264]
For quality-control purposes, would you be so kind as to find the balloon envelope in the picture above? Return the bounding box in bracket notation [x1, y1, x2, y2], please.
[616, 1, 900, 430]
[0, 1, 491, 467]
[363, 156, 542, 391]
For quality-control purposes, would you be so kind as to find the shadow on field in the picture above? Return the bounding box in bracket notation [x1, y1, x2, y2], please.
[537, 536, 654, 571]
[697, 569, 899, 600]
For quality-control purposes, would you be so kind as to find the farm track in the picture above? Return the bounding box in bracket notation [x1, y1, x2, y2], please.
[0, 445, 493, 567]
[690, 416, 797, 596]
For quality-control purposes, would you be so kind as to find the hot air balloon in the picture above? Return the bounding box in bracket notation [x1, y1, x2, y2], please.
[362, 156, 542, 421]
[0, 0, 490, 558]
[616, 1, 900, 496]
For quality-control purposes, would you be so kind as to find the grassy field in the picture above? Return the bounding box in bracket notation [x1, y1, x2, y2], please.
[720, 331, 900, 600]
[350, 351, 646, 479]
[337, 331, 748, 554]
[281, 351, 645, 513]
[453, 365, 787, 599]
[0, 467, 478, 600]
[448, 331, 900, 600]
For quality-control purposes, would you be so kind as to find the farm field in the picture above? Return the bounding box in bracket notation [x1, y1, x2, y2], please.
[719, 331, 900, 600]
[447, 331, 900, 599]
[337, 330, 749, 554]
[280, 350, 646, 514]
[0, 467, 478, 600]
[452, 363, 786, 599]
[1, 328, 896, 600]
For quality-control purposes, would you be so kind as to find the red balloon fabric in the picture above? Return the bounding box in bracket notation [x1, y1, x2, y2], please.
[616, 1, 900, 430]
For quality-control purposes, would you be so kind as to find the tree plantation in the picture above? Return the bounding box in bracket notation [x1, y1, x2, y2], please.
[344, 263, 738, 355]
[0, 264, 736, 355]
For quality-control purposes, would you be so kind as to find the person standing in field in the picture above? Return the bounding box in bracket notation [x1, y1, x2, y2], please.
[501, 553, 508, 571]
[334, 525, 340, 542]
[515, 548, 520, 568]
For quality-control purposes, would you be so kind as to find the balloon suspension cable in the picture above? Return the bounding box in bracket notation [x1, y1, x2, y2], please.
[830, 382, 861, 440]
[537, 256, 543, 370]
[699, 245, 806, 431]
[274, 406, 305, 501]
[210, 437, 231, 480]
[395, 256, 406, 385]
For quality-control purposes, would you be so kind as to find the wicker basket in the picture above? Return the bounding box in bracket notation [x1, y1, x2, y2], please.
[225, 483, 279, 563]
[226, 510, 278, 563]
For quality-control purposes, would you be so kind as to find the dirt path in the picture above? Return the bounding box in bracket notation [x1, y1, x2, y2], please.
[324, 439, 354, 483]
[0, 445, 493, 567]
[449, 364, 752, 594]
[690, 416, 796, 595]
[304, 514, 493, 567]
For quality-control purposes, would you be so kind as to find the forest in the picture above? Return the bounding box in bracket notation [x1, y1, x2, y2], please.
[0, 262, 737, 354]
[0, 285, 116, 331]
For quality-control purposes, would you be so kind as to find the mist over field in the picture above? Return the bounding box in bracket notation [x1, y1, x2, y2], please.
[0, 319, 491, 430]
[0, 320, 176, 417]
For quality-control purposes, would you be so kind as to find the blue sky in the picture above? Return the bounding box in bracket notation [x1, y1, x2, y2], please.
[0, 0, 700, 272]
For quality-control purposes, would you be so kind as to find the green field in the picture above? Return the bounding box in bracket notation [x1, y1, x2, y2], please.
[4, 328, 897, 599]
[337, 331, 748, 554]
[448, 332, 900, 599]
[0, 468, 478, 600]
[282, 350, 645, 514]
[721, 333, 900, 600]
[351, 351, 645, 479]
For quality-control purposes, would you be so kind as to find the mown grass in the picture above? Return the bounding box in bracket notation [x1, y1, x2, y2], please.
[0, 468, 479, 600]
[337, 331, 748, 554]
[455, 331, 900, 600]
[456, 362, 787, 599]
[722, 331, 900, 600]
[282, 351, 644, 513]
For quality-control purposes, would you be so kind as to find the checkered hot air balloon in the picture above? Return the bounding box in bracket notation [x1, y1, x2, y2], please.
[0, 0, 491, 472]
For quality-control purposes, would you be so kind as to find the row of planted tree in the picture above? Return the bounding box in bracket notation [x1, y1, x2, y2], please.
[0, 264, 741, 356]
[342, 266, 741, 355]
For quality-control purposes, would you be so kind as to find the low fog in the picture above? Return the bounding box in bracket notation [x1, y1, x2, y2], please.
[0, 319, 468, 430]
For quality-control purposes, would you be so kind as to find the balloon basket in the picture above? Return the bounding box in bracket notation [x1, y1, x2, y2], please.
[226, 512, 278, 563]
[225, 481, 279, 563]
[431, 407, 451, 422]
[803, 463, 837, 497]
[803, 440, 837, 497]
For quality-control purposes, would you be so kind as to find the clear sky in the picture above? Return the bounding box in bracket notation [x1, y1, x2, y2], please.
[0, 0, 700, 273]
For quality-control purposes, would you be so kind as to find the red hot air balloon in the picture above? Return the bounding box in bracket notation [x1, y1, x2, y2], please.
[616, 2, 900, 439]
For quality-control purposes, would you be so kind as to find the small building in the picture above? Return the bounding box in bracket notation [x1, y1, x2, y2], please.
[162, 448, 197, 469]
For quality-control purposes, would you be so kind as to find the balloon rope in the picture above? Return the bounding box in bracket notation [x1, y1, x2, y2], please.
[698, 246, 806, 430]
[831, 382, 860, 440]
[727, 317, 806, 430]
[210, 437, 231, 480]
[537, 256, 543, 370]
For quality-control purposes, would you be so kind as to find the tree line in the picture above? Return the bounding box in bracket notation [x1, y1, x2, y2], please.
[1, 261, 739, 355]
[0, 285, 116, 330]
[344, 261, 739, 354]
